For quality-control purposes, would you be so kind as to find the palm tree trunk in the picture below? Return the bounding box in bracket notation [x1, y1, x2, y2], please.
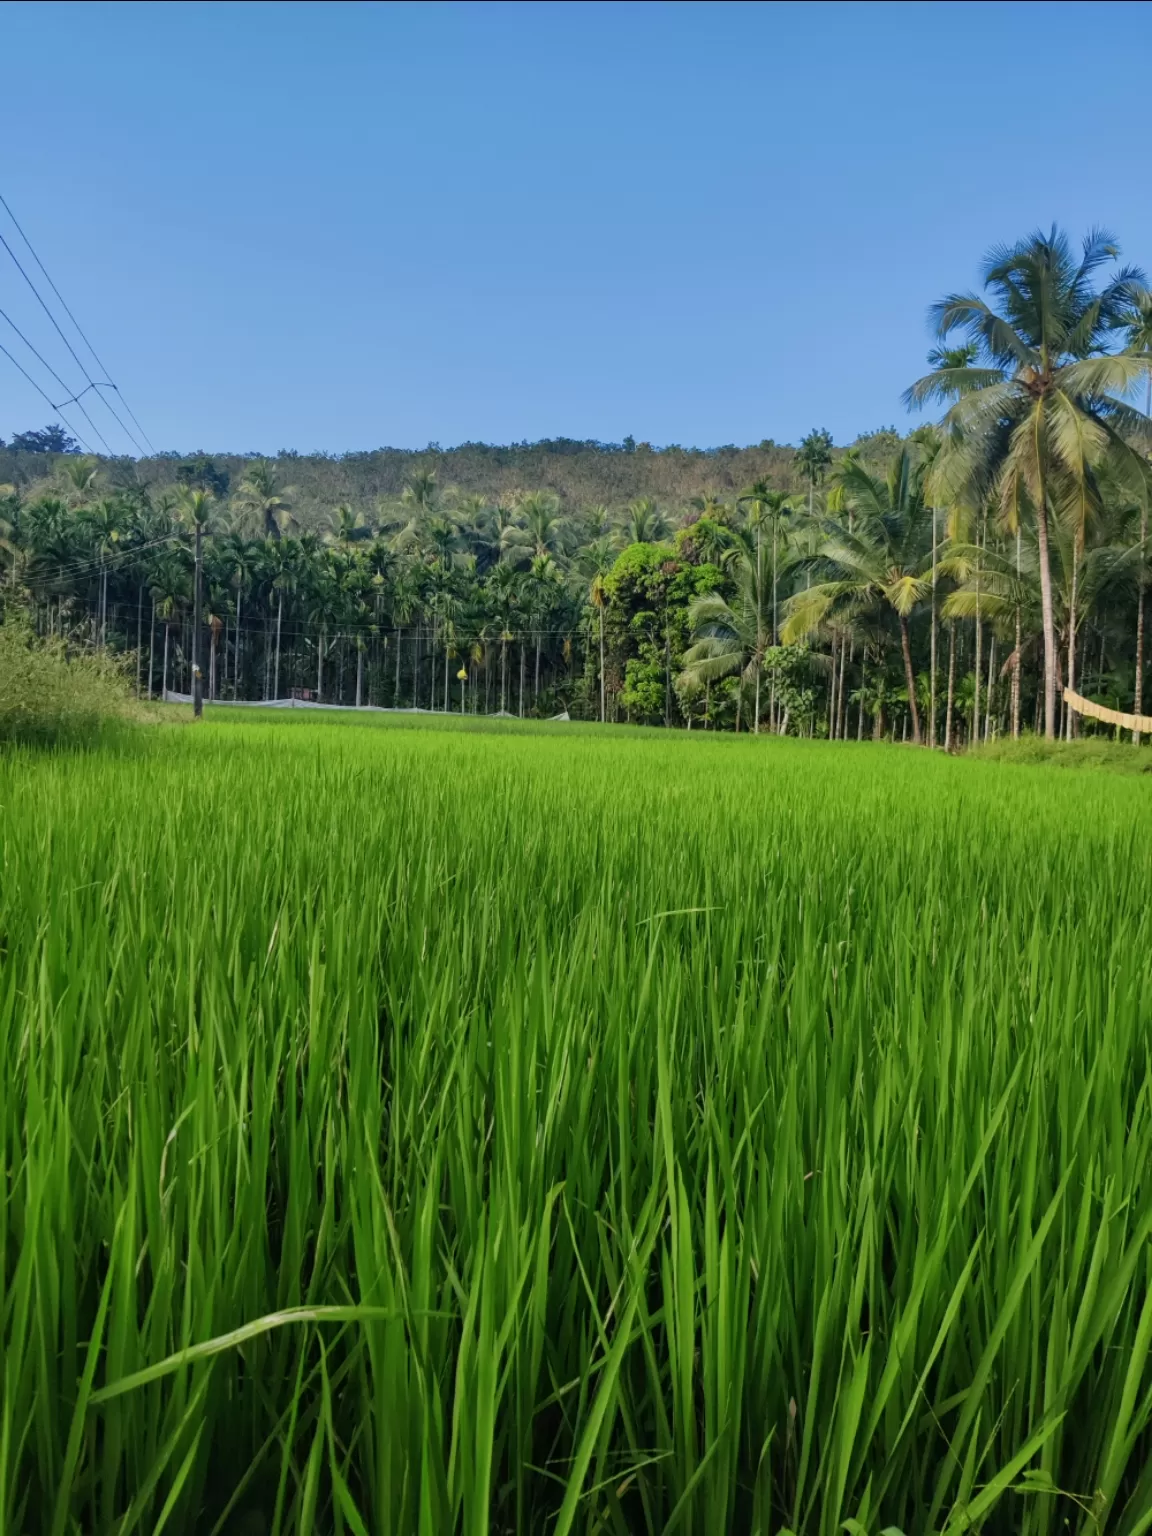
[210, 628, 217, 700]
[534, 635, 541, 707]
[356, 646, 364, 708]
[945, 619, 956, 751]
[1136, 519, 1147, 745]
[1034, 438, 1058, 738]
[985, 632, 996, 742]
[162, 623, 170, 699]
[429, 621, 437, 710]
[274, 593, 283, 700]
[1066, 538, 1079, 740]
[519, 645, 525, 717]
[755, 523, 763, 735]
[973, 516, 983, 746]
[501, 638, 507, 712]
[839, 640, 851, 741]
[135, 585, 143, 698]
[235, 588, 243, 700]
[1012, 526, 1022, 739]
[1137, 404, 1150, 743]
[443, 648, 449, 712]
[599, 606, 606, 723]
[148, 602, 156, 699]
[929, 508, 937, 747]
[1012, 607, 1022, 739]
[829, 629, 841, 737]
[899, 617, 921, 744]
[317, 627, 324, 699]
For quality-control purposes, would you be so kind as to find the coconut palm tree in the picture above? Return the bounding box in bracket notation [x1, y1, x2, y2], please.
[501, 491, 567, 566]
[783, 446, 933, 743]
[622, 497, 669, 546]
[233, 460, 293, 541]
[736, 482, 792, 646]
[401, 468, 439, 515]
[905, 226, 1150, 737]
[680, 530, 775, 733]
[58, 455, 101, 507]
[330, 503, 368, 547]
[577, 503, 615, 543]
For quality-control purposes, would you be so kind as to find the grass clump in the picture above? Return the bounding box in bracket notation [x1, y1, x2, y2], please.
[3, 711, 1152, 1532]
[0, 608, 138, 747]
[974, 731, 1152, 774]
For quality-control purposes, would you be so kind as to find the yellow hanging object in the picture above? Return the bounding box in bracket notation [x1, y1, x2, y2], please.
[1063, 686, 1152, 734]
[457, 668, 468, 681]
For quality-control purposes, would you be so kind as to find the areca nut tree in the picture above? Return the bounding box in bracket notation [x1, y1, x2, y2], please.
[578, 536, 617, 723]
[905, 226, 1152, 738]
[783, 446, 933, 743]
[795, 428, 834, 515]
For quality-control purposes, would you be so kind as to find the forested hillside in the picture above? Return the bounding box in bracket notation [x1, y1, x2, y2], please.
[1, 430, 905, 529]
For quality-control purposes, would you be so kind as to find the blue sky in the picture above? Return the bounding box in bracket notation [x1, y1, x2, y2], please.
[2, 0, 1151, 456]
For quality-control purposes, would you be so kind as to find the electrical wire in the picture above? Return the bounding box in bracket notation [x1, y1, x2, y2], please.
[107, 612, 588, 641]
[0, 190, 155, 454]
[0, 213, 149, 456]
[0, 301, 116, 454]
[0, 335, 95, 452]
[22, 531, 183, 585]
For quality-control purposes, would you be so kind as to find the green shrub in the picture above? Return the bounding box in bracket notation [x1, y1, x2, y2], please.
[0, 608, 138, 747]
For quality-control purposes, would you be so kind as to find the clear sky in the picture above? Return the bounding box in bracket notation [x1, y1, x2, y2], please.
[2, 0, 1151, 456]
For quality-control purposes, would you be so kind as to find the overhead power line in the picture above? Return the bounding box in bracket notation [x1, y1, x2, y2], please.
[0, 301, 115, 454]
[0, 190, 155, 455]
[0, 334, 95, 452]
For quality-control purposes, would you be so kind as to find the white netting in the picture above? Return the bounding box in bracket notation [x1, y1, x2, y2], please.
[162, 691, 435, 712]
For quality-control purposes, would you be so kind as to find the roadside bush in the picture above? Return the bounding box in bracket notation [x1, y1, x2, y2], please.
[0, 609, 138, 747]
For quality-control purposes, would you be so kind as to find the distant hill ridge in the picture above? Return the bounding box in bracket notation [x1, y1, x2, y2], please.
[0, 429, 905, 527]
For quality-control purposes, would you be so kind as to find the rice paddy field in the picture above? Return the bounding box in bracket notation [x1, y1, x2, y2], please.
[3, 711, 1152, 1535]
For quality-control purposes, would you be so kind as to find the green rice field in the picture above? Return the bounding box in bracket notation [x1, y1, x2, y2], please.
[3, 712, 1152, 1534]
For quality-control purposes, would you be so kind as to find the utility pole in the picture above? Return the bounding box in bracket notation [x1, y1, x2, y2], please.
[192, 521, 204, 718]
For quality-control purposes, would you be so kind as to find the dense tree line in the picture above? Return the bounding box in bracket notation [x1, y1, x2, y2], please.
[3, 227, 1150, 743]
